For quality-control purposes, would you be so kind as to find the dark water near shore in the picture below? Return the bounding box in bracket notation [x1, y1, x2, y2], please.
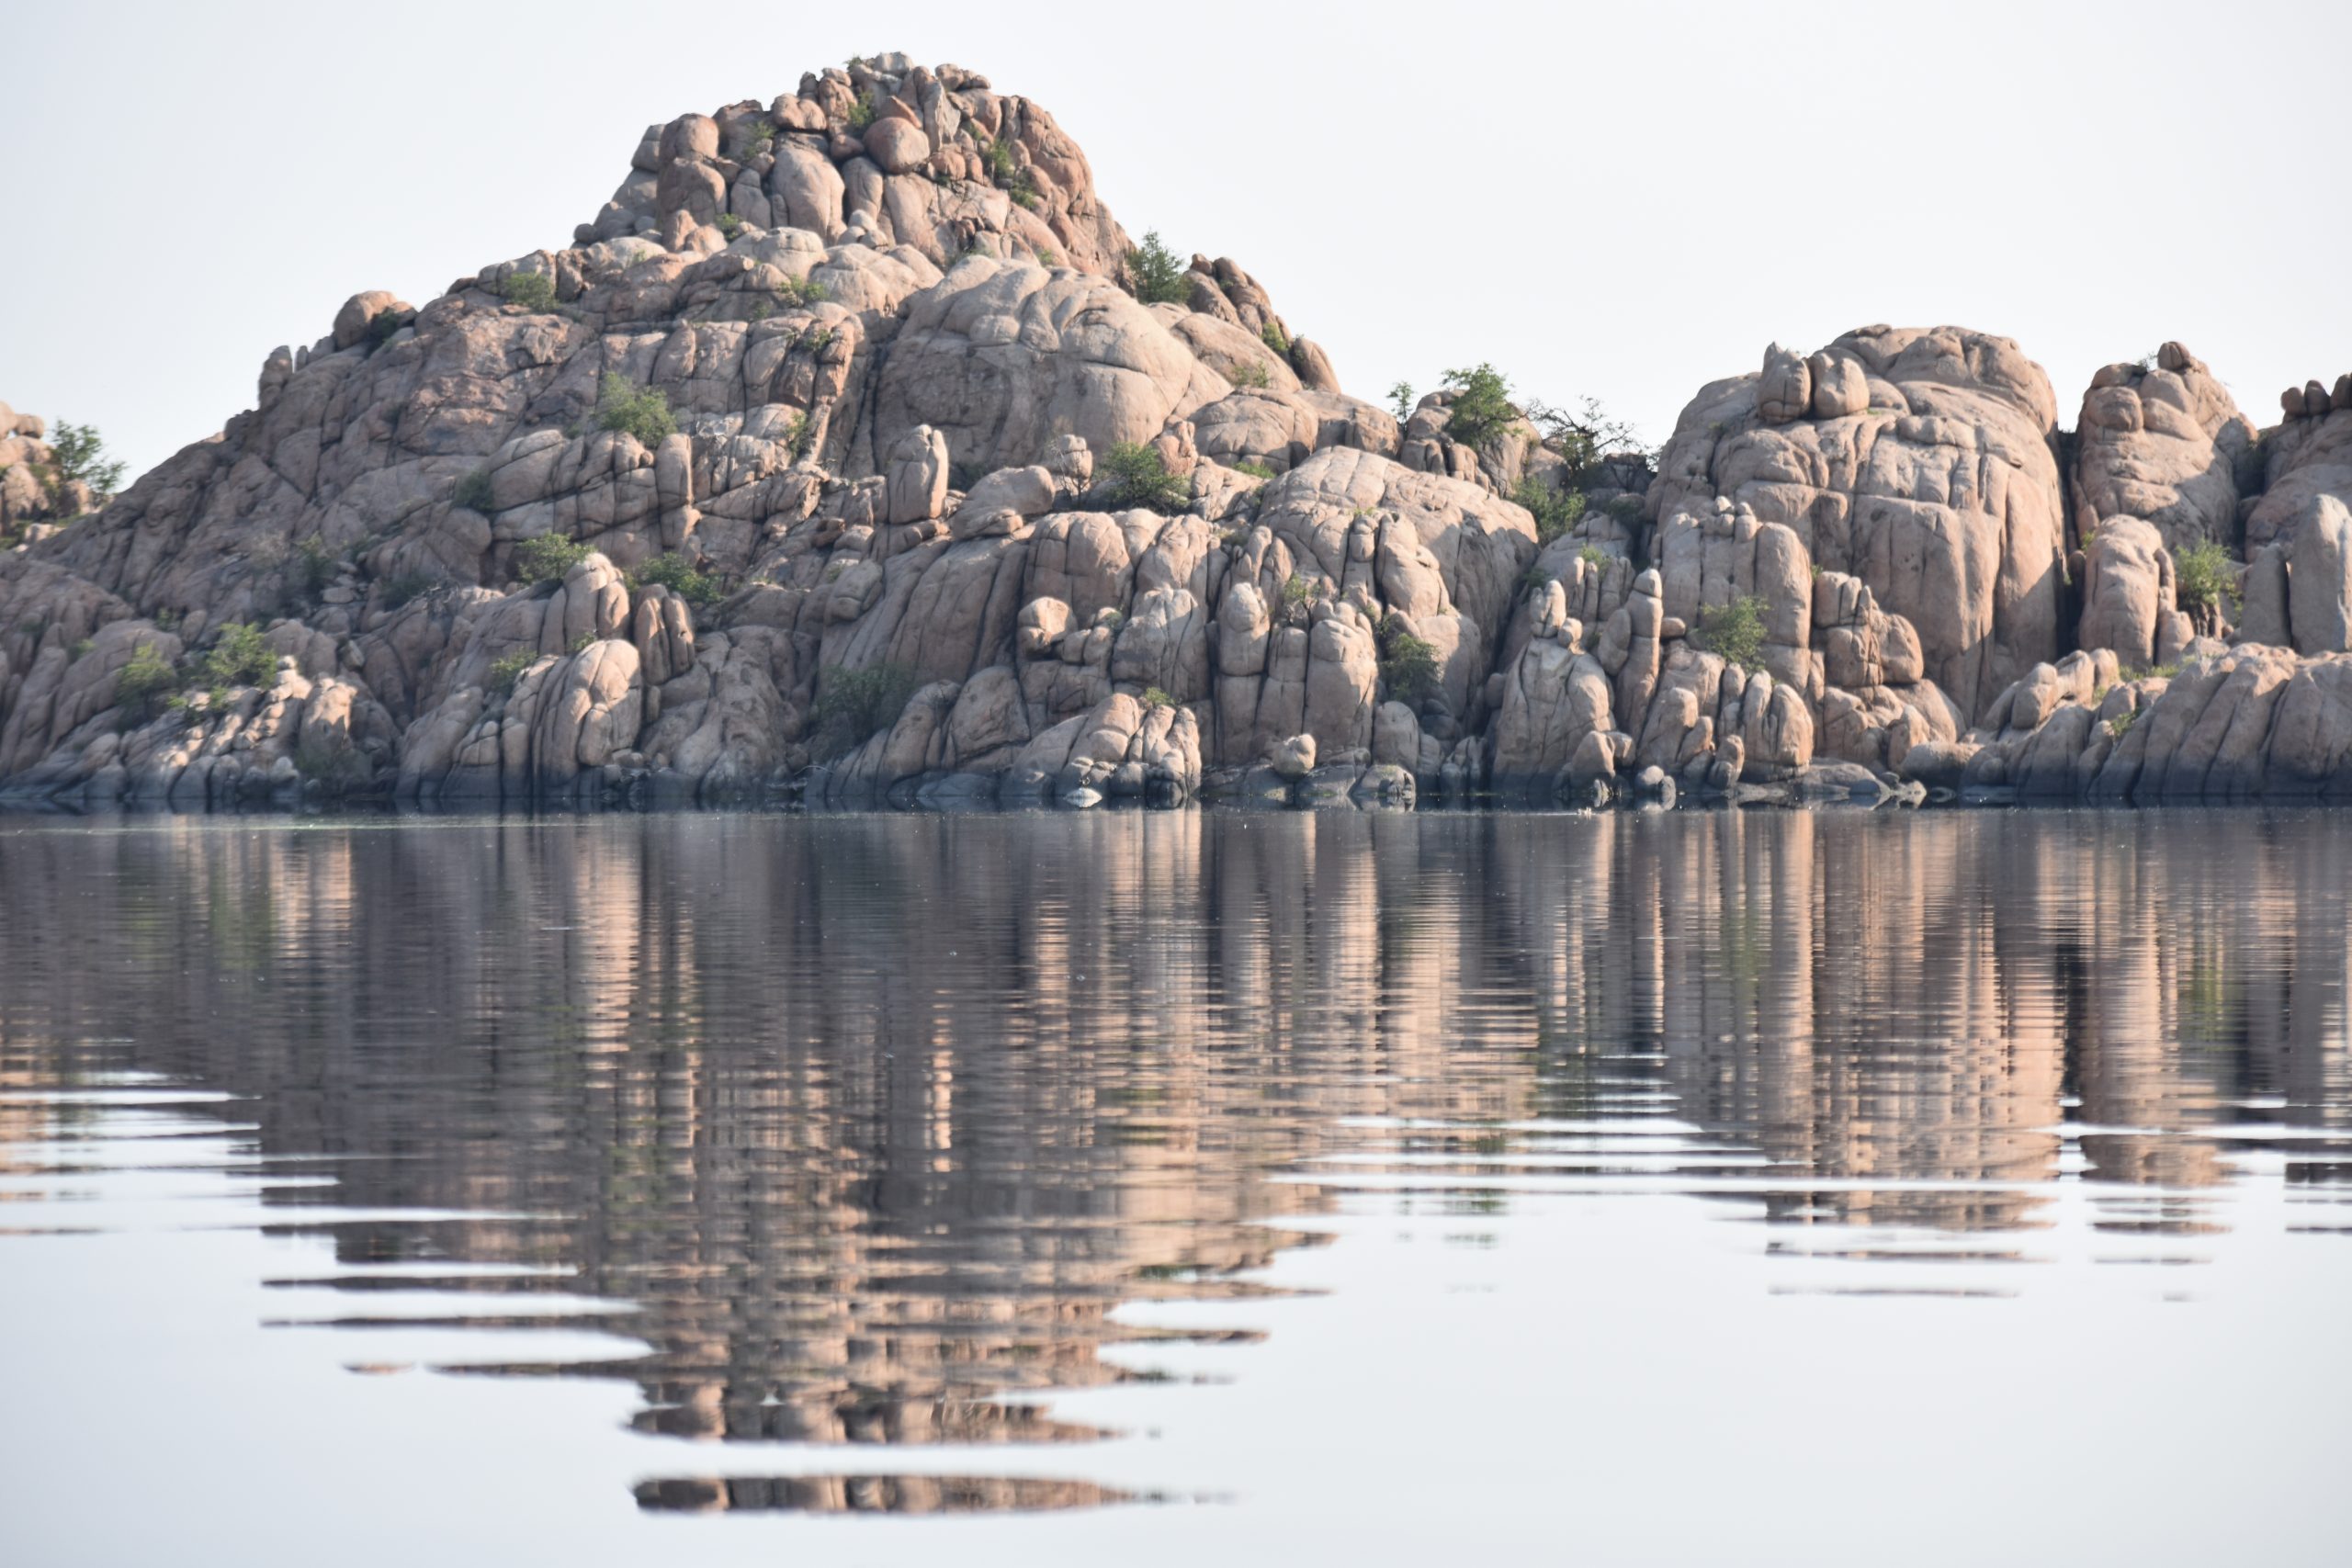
[3, 807, 2349, 1565]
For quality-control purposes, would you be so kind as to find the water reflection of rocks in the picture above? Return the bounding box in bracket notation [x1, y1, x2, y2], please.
[1, 808, 2346, 1505]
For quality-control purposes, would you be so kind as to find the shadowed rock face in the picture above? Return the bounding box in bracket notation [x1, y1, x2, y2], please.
[5, 54, 2352, 809]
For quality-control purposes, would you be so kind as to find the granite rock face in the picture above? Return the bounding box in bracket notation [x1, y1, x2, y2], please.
[6, 59, 2352, 810]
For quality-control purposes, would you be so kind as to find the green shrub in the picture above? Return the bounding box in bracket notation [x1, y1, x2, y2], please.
[1512, 476, 1587, 544]
[1577, 543, 1609, 568]
[1607, 494, 1645, 523]
[514, 534, 592, 585]
[1692, 594, 1767, 671]
[499, 271, 556, 310]
[1006, 169, 1040, 210]
[1377, 617, 1441, 703]
[978, 135, 1017, 182]
[715, 213, 743, 239]
[596, 372, 677, 446]
[631, 551, 722, 606]
[747, 299, 773, 322]
[734, 118, 776, 158]
[846, 88, 877, 131]
[1099, 441, 1192, 512]
[1140, 685, 1175, 709]
[287, 536, 337, 603]
[70, 637, 94, 661]
[1388, 381, 1417, 423]
[380, 570, 436, 609]
[205, 622, 277, 693]
[1279, 574, 1319, 624]
[47, 420, 127, 494]
[114, 640, 178, 723]
[2174, 538, 2241, 620]
[784, 411, 817, 462]
[2107, 708, 2141, 739]
[366, 309, 405, 352]
[1232, 360, 1272, 389]
[1260, 321, 1291, 356]
[778, 274, 830, 307]
[809, 662, 919, 759]
[453, 467, 495, 513]
[488, 649, 539, 695]
[1233, 459, 1276, 482]
[1440, 363, 1515, 449]
[1125, 230, 1189, 306]
[567, 632, 596, 655]
[1520, 567, 1553, 596]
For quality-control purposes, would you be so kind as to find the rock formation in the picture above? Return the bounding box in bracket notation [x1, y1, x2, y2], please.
[6, 53, 2352, 810]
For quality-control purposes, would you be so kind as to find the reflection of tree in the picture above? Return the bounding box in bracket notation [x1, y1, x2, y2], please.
[0, 807, 2346, 1482]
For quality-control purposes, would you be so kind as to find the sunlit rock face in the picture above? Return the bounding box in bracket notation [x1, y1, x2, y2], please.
[5, 52, 2351, 807]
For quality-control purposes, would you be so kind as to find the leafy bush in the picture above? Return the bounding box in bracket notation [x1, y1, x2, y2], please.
[809, 662, 919, 759]
[715, 213, 743, 239]
[499, 271, 556, 310]
[1140, 685, 1175, 709]
[453, 467, 495, 513]
[1006, 169, 1040, 210]
[1607, 493, 1645, 523]
[1260, 321, 1291, 356]
[1099, 441, 1192, 512]
[1377, 616, 1441, 703]
[1279, 574, 1319, 625]
[205, 622, 277, 693]
[631, 551, 722, 606]
[2174, 538, 2241, 620]
[1577, 543, 1610, 568]
[1125, 230, 1189, 306]
[1233, 459, 1276, 482]
[1388, 381, 1417, 423]
[2108, 708, 2141, 739]
[288, 536, 337, 602]
[380, 570, 437, 609]
[1232, 360, 1272, 389]
[1440, 363, 1515, 449]
[366, 310, 405, 352]
[514, 534, 592, 585]
[1520, 567, 1553, 596]
[1512, 476, 1587, 544]
[488, 649, 539, 695]
[734, 118, 776, 158]
[114, 640, 178, 723]
[978, 135, 1017, 182]
[846, 88, 877, 131]
[783, 411, 817, 462]
[779, 275, 830, 307]
[1692, 594, 1767, 671]
[47, 420, 127, 494]
[596, 373, 677, 446]
[747, 299, 773, 322]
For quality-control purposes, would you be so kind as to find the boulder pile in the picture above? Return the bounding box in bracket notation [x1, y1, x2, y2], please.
[6, 54, 2352, 809]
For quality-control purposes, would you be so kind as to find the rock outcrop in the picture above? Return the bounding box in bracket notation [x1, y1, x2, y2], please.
[6, 57, 2352, 812]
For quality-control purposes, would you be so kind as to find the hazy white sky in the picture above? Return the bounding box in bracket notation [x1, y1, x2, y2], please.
[6, 0, 2346, 482]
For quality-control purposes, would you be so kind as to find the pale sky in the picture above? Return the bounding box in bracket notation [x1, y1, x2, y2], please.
[6, 0, 2346, 483]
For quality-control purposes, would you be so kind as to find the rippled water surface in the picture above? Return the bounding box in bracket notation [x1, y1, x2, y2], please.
[3, 807, 2349, 1565]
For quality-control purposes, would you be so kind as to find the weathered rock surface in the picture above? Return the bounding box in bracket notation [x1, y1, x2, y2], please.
[5, 64, 2349, 812]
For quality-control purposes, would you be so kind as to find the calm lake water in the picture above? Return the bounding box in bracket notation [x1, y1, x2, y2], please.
[3, 807, 2349, 1565]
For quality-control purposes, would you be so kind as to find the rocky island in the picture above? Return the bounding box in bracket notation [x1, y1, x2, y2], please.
[6, 52, 2351, 811]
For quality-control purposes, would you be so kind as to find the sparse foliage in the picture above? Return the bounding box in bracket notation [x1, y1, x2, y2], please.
[1512, 477, 1587, 544]
[1141, 685, 1175, 709]
[597, 373, 677, 446]
[1232, 360, 1272, 389]
[114, 640, 177, 723]
[631, 551, 722, 606]
[1261, 321, 1291, 356]
[1377, 615, 1441, 703]
[1100, 441, 1192, 512]
[809, 662, 920, 760]
[47, 420, 127, 494]
[514, 534, 592, 585]
[488, 649, 540, 695]
[499, 272, 557, 311]
[1125, 230, 1189, 306]
[846, 89, 878, 131]
[454, 467, 496, 513]
[205, 622, 277, 694]
[1388, 381, 1417, 423]
[1439, 363, 1515, 449]
[2174, 538, 2241, 624]
[1692, 594, 1768, 671]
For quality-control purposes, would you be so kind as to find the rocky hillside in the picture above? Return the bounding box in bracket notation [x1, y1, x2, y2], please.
[6, 52, 2352, 809]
